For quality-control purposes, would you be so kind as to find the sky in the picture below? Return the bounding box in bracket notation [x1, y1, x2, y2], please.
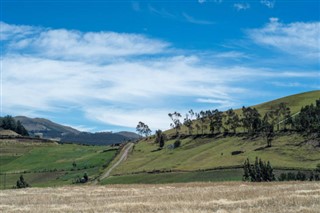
[1, 0, 319, 133]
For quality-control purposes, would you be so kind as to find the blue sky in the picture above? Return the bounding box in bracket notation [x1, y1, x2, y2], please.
[1, 0, 319, 132]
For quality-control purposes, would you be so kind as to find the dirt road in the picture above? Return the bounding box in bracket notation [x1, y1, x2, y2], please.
[97, 142, 134, 182]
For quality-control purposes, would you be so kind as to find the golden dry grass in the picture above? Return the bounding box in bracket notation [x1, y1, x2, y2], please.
[1, 182, 319, 213]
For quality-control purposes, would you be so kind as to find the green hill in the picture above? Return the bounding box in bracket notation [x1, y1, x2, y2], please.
[0, 139, 117, 189]
[101, 91, 320, 184]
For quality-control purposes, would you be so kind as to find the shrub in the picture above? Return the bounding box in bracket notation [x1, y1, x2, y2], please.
[174, 140, 181, 148]
[16, 175, 30, 188]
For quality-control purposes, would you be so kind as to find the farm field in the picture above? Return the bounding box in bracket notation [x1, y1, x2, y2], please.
[0, 140, 117, 189]
[1, 182, 319, 212]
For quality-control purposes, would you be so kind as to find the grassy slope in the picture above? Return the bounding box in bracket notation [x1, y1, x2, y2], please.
[104, 91, 320, 183]
[111, 133, 319, 175]
[0, 140, 116, 188]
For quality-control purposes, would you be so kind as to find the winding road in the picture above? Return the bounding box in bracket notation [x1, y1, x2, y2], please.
[96, 142, 134, 183]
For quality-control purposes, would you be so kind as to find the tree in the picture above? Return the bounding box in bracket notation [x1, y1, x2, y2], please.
[225, 109, 240, 134]
[183, 115, 193, 135]
[155, 129, 166, 148]
[1, 115, 16, 131]
[243, 157, 275, 182]
[136, 121, 145, 138]
[199, 111, 207, 135]
[241, 107, 261, 134]
[136, 121, 151, 138]
[168, 112, 182, 135]
[195, 123, 201, 135]
[16, 120, 29, 136]
[262, 114, 274, 147]
[293, 100, 320, 133]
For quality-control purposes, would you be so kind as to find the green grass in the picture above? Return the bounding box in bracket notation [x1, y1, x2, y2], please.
[111, 133, 320, 176]
[101, 169, 243, 184]
[0, 140, 117, 188]
[100, 168, 312, 185]
[252, 90, 320, 115]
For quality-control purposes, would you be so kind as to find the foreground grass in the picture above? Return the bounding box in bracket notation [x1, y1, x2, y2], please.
[1, 182, 319, 212]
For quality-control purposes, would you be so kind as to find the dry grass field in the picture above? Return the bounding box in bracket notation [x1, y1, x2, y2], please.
[1, 182, 319, 213]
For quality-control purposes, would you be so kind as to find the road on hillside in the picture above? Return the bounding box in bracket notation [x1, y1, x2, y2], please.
[96, 142, 134, 183]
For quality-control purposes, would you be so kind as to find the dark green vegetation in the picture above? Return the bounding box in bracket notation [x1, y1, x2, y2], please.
[104, 91, 319, 184]
[16, 175, 30, 188]
[243, 157, 275, 182]
[0, 140, 117, 189]
[101, 169, 243, 184]
[0, 115, 29, 136]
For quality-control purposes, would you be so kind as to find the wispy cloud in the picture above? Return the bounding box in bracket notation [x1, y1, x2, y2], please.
[198, 0, 223, 3]
[148, 5, 176, 19]
[198, 0, 206, 3]
[260, 0, 275, 8]
[132, 1, 141, 12]
[248, 18, 320, 59]
[234, 3, 250, 11]
[1, 22, 169, 61]
[182, 13, 214, 25]
[2, 21, 318, 130]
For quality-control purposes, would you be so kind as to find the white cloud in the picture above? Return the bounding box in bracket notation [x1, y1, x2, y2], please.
[2, 22, 318, 130]
[182, 13, 214, 25]
[234, 3, 250, 11]
[0, 21, 40, 41]
[248, 18, 320, 59]
[2, 24, 170, 60]
[196, 98, 234, 109]
[148, 5, 176, 19]
[261, 0, 275, 8]
[198, 0, 222, 3]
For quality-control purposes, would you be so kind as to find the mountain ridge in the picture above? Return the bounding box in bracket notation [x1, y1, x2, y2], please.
[13, 116, 139, 145]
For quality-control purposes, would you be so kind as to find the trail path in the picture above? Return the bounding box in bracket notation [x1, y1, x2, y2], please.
[95, 142, 134, 184]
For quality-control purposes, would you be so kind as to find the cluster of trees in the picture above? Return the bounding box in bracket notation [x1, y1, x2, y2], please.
[16, 175, 30, 188]
[168, 100, 319, 137]
[243, 157, 275, 182]
[278, 165, 320, 181]
[136, 121, 151, 138]
[294, 99, 320, 133]
[0, 115, 29, 136]
[136, 99, 319, 149]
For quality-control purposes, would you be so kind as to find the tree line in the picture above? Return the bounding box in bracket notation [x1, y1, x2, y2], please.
[0, 115, 29, 136]
[137, 99, 319, 149]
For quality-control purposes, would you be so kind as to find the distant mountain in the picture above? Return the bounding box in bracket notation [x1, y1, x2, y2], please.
[14, 116, 80, 138]
[14, 116, 139, 145]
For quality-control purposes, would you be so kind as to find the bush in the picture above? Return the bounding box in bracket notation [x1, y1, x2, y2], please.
[16, 175, 30, 188]
[73, 173, 89, 184]
[174, 140, 181, 148]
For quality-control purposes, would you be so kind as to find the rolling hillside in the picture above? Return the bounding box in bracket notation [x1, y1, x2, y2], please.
[0, 139, 117, 189]
[102, 90, 320, 184]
